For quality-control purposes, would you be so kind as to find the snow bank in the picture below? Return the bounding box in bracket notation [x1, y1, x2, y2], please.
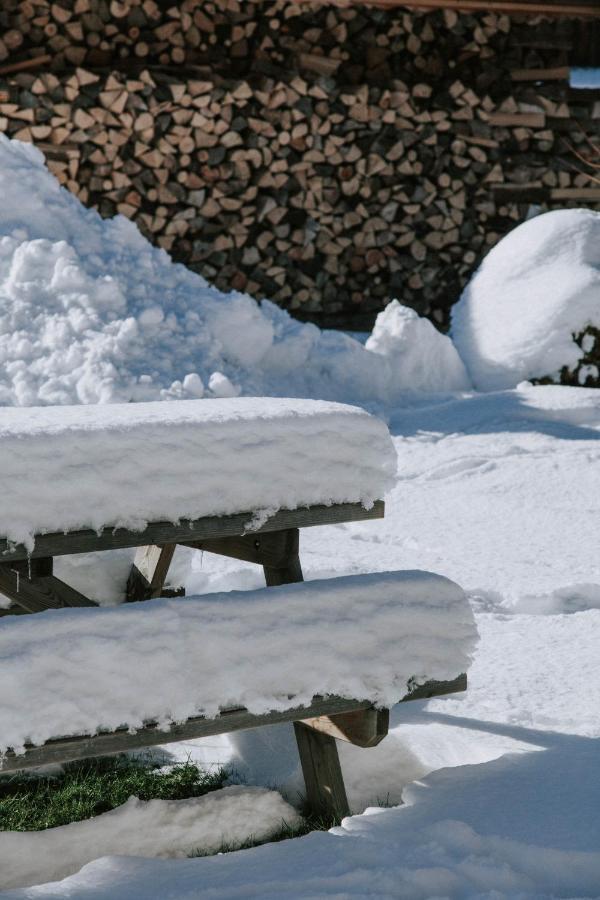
[366, 300, 470, 393]
[0, 786, 299, 891]
[0, 570, 475, 753]
[0, 135, 469, 407]
[451, 209, 600, 390]
[0, 397, 395, 550]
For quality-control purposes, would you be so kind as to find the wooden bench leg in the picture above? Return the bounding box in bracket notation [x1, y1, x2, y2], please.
[293, 721, 350, 821]
[260, 532, 346, 818]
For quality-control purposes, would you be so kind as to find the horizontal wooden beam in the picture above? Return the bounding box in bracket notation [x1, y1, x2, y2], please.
[181, 528, 300, 569]
[340, 0, 600, 15]
[0, 501, 384, 564]
[301, 706, 389, 747]
[328, 0, 600, 19]
[0, 674, 466, 774]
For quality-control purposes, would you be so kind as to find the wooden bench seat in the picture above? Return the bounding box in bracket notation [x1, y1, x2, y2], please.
[0, 560, 470, 819]
[0, 678, 466, 819]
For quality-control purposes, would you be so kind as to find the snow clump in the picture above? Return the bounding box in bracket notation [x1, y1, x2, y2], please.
[366, 300, 470, 393]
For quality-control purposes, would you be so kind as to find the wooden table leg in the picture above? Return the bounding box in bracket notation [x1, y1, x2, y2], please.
[260, 530, 349, 820]
[261, 528, 303, 586]
[293, 721, 350, 821]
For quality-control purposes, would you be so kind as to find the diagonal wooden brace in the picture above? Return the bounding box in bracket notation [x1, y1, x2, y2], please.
[0, 558, 96, 614]
[126, 543, 177, 602]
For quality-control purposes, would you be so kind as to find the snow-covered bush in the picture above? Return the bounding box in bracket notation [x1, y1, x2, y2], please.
[451, 208, 600, 390]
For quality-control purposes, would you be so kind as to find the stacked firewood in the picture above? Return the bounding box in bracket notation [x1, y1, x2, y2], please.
[0, 0, 598, 326]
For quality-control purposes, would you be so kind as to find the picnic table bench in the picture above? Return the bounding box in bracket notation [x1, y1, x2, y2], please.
[0, 398, 473, 820]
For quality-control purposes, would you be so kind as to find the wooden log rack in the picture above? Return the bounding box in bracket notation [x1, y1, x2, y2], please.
[0, 500, 467, 820]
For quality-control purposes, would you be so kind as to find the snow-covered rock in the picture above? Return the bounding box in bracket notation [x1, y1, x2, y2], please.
[0, 136, 468, 407]
[451, 208, 600, 390]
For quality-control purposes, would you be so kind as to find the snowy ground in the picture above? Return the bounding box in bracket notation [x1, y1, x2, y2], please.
[4, 382, 600, 898]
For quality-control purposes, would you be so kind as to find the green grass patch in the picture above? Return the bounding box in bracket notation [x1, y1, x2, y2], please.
[0, 756, 228, 832]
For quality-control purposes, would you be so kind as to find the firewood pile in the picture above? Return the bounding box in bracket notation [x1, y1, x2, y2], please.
[0, 0, 598, 326]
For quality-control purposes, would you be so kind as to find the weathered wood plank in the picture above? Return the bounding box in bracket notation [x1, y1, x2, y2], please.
[344, 0, 600, 16]
[0, 559, 96, 614]
[294, 722, 350, 820]
[0, 677, 466, 774]
[0, 502, 385, 563]
[0, 696, 373, 774]
[262, 529, 304, 586]
[300, 706, 389, 748]
[126, 543, 175, 602]
[404, 674, 467, 701]
[181, 528, 300, 570]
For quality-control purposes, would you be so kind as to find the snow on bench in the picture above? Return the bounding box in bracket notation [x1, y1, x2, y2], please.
[0, 397, 471, 820]
[0, 570, 475, 756]
[0, 397, 396, 553]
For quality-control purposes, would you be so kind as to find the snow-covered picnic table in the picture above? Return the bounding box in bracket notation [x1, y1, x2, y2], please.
[0, 397, 474, 819]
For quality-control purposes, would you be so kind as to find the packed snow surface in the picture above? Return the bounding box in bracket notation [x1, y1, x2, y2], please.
[0, 570, 474, 754]
[0, 787, 299, 891]
[452, 208, 600, 390]
[0, 135, 470, 407]
[0, 397, 395, 550]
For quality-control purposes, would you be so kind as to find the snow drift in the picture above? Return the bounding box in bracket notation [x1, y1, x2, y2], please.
[0, 787, 300, 891]
[452, 208, 600, 390]
[0, 135, 470, 408]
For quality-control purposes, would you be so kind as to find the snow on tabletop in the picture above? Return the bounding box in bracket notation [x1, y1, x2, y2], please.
[0, 571, 476, 754]
[451, 208, 600, 390]
[0, 397, 396, 551]
[0, 786, 300, 891]
[0, 135, 470, 408]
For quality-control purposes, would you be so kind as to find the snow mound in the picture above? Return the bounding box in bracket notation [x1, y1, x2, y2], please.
[451, 209, 600, 390]
[366, 300, 470, 393]
[0, 136, 469, 407]
[0, 570, 475, 753]
[0, 786, 299, 891]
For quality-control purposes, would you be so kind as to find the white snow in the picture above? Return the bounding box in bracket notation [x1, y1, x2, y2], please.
[365, 300, 471, 393]
[451, 208, 600, 390]
[0, 135, 469, 408]
[1, 135, 600, 898]
[0, 786, 299, 891]
[0, 397, 395, 551]
[9, 384, 599, 898]
[0, 570, 475, 754]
